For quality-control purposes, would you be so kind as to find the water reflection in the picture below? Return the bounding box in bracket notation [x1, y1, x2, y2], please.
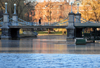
[1, 40, 20, 47]
[0, 35, 100, 54]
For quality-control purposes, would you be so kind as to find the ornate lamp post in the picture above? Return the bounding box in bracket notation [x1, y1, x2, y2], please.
[14, 4, 16, 14]
[71, 2, 73, 13]
[5, 2, 8, 14]
[77, 3, 79, 13]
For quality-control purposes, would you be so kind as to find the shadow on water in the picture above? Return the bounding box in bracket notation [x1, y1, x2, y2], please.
[1, 40, 19, 47]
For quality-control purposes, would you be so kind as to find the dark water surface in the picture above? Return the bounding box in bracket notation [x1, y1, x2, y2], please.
[0, 35, 100, 54]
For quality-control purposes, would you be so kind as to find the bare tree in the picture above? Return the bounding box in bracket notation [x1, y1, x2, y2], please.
[0, 0, 37, 21]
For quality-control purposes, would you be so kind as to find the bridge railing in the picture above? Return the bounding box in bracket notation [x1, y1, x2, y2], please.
[81, 18, 95, 23]
[18, 18, 28, 25]
[8, 17, 69, 26]
[18, 18, 35, 26]
[9, 18, 34, 26]
[51, 21, 69, 26]
[9, 18, 26, 26]
[50, 17, 69, 26]
[75, 17, 95, 23]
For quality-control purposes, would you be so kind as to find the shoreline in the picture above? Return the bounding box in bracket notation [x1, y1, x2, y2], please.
[38, 34, 66, 35]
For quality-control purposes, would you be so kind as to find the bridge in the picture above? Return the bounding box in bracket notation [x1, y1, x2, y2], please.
[0, 2, 69, 39]
[1, 2, 100, 43]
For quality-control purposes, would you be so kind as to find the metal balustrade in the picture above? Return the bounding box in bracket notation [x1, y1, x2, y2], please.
[50, 17, 69, 26]
[75, 16, 95, 23]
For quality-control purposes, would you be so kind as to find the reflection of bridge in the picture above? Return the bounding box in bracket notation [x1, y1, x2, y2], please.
[1, 2, 100, 43]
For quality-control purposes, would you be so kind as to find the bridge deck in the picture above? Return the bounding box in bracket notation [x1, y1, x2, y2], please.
[75, 23, 100, 28]
[9, 26, 67, 28]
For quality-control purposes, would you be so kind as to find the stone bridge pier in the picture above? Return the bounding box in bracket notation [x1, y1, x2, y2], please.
[1, 12, 20, 39]
[1, 3, 20, 39]
[1, 13, 11, 39]
[66, 3, 82, 39]
[10, 4, 20, 39]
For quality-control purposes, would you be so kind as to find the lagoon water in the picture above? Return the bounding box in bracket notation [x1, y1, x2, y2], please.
[0, 35, 100, 68]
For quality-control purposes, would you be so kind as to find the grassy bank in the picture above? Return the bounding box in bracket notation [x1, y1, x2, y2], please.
[36, 31, 67, 35]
